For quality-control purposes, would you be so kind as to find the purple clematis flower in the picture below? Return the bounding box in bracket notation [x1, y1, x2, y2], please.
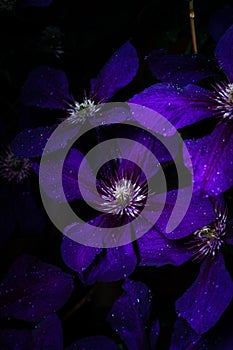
[107, 279, 160, 350]
[59, 135, 184, 283]
[11, 40, 138, 157]
[134, 191, 233, 335]
[0, 254, 73, 322]
[129, 24, 233, 196]
[173, 197, 233, 335]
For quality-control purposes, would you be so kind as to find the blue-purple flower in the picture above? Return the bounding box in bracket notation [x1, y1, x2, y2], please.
[129, 24, 233, 196]
[135, 190, 233, 334]
[172, 197, 233, 334]
[11, 40, 139, 157]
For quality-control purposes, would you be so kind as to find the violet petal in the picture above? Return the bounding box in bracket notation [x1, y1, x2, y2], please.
[176, 252, 233, 334]
[0, 254, 73, 322]
[129, 83, 214, 134]
[215, 24, 233, 82]
[33, 314, 63, 350]
[184, 123, 233, 196]
[155, 190, 216, 240]
[21, 66, 72, 109]
[107, 279, 153, 350]
[138, 228, 192, 267]
[170, 318, 203, 350]
[208, 5, 233, 42]
[0, 329, 32, 350]
[61, 236, 102, 280]
[11, 126, 57, 158]
[90, 41, 139, 102]
[18, 0, 53, 7]
[148, 50, 218, 85]
[84, 244, 137, 284]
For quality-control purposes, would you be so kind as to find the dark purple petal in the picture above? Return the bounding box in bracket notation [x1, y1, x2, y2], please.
[170, 318, 203, 350]
[0, 254, 73, 322]
[155, 190, 216, 239]
[107, 279, 153, 350]
[149, 320, 160, 349]
[11, 126, 57, 158]
[61, 236, 102, 280]
[18, 0, 53, 7]
[39, 148, 84, 202]
[176, 252, 233, 334]
[129, 83, 214, 133]
[208, 5, 233, 42]
[33, 314, 63, 350]
[0, 329, 32, 350]
[116, 134, 177, 178]
[184, 123, 233, 196]
[90, 41, 138, 102]
[61, 231, 136, 284]
[62, 148, 84, 202]
[148, 50, 219, 85]
[66, 336, 119, 350]
[138, 228, 192, 267]
[84, 244, 137, 284]
[21, 66, 72, 109]
[215, 24, 233, 82]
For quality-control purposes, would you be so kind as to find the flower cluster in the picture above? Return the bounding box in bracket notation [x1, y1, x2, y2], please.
[1, 2, 233, 349]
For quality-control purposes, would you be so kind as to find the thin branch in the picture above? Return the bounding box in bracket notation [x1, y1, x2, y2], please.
[189, 0, 198, 54]
[63, 284, 99, 321]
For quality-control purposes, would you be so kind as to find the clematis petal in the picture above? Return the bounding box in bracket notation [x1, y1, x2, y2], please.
[149, 320, 160, 349]
[21, 66, 72, 109]
[61, 236, 102, 279]
[66, 336, 119, 350]
[0, 329, 32, 350]
[170, 318, 203, 350]
[215, 24, 233, 82]
[208, 5, 233, 42]
[183, 123, 233, 196]
[84, 244, 137, 284]
[61, 232, 136, 285]
[18, 0, 53, 7]
[107, 279, 153, 350]
[0, 254, 73, 322]
[176, 252, 233, 334]
[155, 190, 216, 239]
[33, 314, 63, 350]
[90, 41, 139, 102]
[148, 50, 218, 85]
[138, 228, 192, 267]
[38, 148, 84, 202]
[129, 83, 214, 134]
[11, 126, 57, 158]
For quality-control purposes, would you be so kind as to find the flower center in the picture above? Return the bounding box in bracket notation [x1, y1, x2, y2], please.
[114, 179, 134, 208]
[212, 82, 233, 119]
[66, 98, 100, 125]
[99, 174, 148, 219]
[189, 205, 227, 260]
[0, 148, 31, 183]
